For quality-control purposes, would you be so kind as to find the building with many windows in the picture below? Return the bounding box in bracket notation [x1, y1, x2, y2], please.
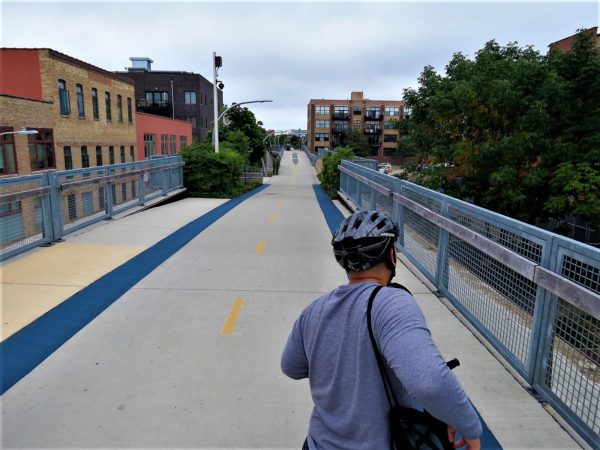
[0, 48, 138, 175]
[306, 91, 405, 162]
[116, 57, 223, 143]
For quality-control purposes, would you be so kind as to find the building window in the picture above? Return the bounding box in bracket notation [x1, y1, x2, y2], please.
[366, 107, 381, 119]
[120, 146, 125, 163]
[105, 92, 112, 121]
[76, 84, 85, 118]
[185, 116, 197, 129]
[0, 128, 17, 174]
[184, 91, 197, 104]
[333, 106, 349, 119]
[353, 120, 361, 129]
[127, 97, 133, 124]
[384, 120, 396, 129]
[145, 91, 169, 106]
[63, 146, 72, 171]
[92, 88, 99, 120]
[180, 136, 188, 148]
[315, 120, 329, 129]
[384, 106, 400, 116]
[58, 79, 70, 115]
[353, 105, 362, 115]
[365, 121, 380, 133]
[80, 146, 89, 168]
[160, 134, 168, 154]
[96, 146, 103, 166]
[117, 95, 123, 122]
[334, 121, 349, 131]
[315, 105, 329, 115]
[170, 135, 176, 154]
[403, 107, 411, 120]
[130, 145, 135, 161]
[315, 133, 329, 142]
[384, 134, 398, 143]
[109, 146, 115, 164]
[144, 134, 156, 158]
[28, 129, 55, 171]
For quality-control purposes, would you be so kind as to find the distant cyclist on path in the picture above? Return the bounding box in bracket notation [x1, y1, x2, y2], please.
[281, 210, 482, 449]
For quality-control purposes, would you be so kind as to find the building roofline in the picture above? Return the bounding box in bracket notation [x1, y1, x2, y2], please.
[0, 48, 135, 85]
[548, 26, 599, 47]
[308, 99, 404, 104]
[0, 93, 53, 104]
[135, 111, 193, 125]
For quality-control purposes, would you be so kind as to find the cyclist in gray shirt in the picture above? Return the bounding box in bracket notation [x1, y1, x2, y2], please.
[281, 210, 482, 449]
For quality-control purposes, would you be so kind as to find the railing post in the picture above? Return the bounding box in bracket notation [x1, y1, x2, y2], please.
[393, 180, 404, 250]
[434, 198, 450, 289]
[106, 173, 114, 218]
[529, 236, 559, 387]
[39, 173, 55, 242]
[47, 172, 64, 241]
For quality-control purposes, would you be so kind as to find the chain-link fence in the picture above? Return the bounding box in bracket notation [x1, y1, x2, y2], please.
[338, 159, 600, 447]
[0, 156, 183, 261]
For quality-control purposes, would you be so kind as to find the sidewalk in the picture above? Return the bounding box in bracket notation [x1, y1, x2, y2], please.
[1, 150, 583, 449]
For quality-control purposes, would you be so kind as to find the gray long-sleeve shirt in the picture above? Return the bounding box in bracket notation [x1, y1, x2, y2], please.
[281, 281, 482, 449]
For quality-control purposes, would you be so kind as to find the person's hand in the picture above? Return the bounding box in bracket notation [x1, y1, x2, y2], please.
[447, 426, 481, 450]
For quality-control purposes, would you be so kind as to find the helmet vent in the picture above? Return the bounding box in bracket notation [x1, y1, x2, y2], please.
[354, 219, 363, 228]
[371, 213, 379, 222]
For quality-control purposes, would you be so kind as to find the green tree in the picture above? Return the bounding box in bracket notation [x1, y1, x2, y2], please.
[400, 31, 600, 229]
[180, 142, 245, 198]
[343, 128, 370, 157]
[219, 105, 267, 164]
[318, 146, 356, 198]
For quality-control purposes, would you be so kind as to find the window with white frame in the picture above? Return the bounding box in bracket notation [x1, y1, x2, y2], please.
[384, 106, 400, 116]
[315, 120, 329, 128]
[315, 105, 329, 115]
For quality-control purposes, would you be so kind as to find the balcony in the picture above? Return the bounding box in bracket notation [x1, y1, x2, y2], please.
[332, 127, 348, 135]
[364, 128, 382, 134]
[364, 113, 383, 120]
[136, 102, 173, 119]
[332, 113, 350, 120]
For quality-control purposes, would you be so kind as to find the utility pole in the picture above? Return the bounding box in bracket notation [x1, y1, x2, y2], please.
[213, 52, 222, 153]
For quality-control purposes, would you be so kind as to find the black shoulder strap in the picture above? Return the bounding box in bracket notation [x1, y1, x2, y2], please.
[387, 282, 412, 296]
[366, 285, 400, 409]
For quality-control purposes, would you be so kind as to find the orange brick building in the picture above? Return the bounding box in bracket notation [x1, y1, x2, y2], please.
[306, 91, 405, 163]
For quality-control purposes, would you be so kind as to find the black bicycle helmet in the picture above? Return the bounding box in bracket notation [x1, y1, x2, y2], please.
[332, 210, 399, 272]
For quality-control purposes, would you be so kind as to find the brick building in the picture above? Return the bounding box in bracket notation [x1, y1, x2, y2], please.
[0, 48, 137, 175]
[549, 26, 600, 52]
[306, 91, 405, 163]
[116, 58, 222, 143]
[136, 112, 192, 161]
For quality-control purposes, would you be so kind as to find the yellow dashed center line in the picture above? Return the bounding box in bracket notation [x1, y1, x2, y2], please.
[256, 240, 266, 254]
[221, 297, 244, 335]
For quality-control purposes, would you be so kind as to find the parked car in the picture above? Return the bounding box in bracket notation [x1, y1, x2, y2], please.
[377, 163, 392, 174]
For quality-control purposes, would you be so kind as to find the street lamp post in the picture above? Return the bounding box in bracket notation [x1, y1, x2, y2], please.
[0, 128, 38, 137]
[212, 99, 273, 153]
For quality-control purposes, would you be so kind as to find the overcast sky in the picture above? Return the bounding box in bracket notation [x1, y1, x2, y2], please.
[2, 1, 598, 131]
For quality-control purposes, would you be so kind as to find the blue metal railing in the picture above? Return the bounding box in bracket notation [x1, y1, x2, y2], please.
[338, 159, 600, 447]
[0, 156, 184, 261]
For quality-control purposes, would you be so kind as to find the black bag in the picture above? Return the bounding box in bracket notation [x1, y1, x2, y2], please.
[367, 284, 458, 450]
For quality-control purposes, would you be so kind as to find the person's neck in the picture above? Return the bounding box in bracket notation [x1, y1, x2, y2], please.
[347, 271, 390, 286]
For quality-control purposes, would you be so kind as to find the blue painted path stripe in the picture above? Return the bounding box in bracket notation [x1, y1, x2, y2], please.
[311, 182, 502, 448]
[0, 184, 269, 395]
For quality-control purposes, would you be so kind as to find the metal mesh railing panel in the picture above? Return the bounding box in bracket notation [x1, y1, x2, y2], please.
[544, 299, 600, 435]
[449, 206, 543, 263]
[443, 235, 536, 365]
[0, 194, 46, 256]
[62, 184, 106, 231]
[403, 187, 442, 214]
[403, 208, 439, 278]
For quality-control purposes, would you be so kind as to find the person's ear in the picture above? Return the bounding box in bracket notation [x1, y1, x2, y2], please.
[389, 247, 397, 268]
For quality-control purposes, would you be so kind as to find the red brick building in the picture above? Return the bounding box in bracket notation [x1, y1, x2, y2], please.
[136, 112, 192, 161]
[549, 27, 600, 52]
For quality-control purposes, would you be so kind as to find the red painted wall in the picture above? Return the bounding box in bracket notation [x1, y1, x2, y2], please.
[136, 112, 193, 160]
[0, 49, 43, 100]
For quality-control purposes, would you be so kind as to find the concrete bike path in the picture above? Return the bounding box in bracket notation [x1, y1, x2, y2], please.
[1, 150, 581, 449]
